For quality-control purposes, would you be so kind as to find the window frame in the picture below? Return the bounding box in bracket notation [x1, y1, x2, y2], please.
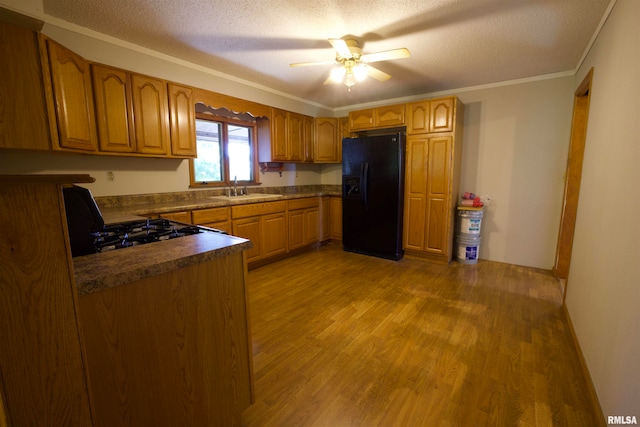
[189, 112, 260, 188]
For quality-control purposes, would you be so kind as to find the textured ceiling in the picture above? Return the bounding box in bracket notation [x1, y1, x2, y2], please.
[41, 0, 612, 109]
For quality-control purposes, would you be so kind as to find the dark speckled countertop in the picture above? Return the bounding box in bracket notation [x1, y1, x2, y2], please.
[74, 232, 251, 295]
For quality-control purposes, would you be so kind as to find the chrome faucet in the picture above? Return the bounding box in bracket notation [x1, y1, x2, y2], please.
[233, 176, 238, 197]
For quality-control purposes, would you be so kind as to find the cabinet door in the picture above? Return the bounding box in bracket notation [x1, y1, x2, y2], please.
[424, 136, 452, 254]
[233, 217, 262, 262]
[376, 104, 405, 128]
[320, 197, 331, 241]
[160, 211, 192, 223]
[168, 83, 197, 157]
[314, 117, 339, 163]
[403, 135, 428, 251]
[47, 40, 98, 151]
[0, 22, 50, 150]
[303, 115, 315, 162]
[270, 108, 288, 161]
[92, 64, 135, 153]
[429, 98, 455, 133]
[329, 197, 342, 240]
[131, 74, 170, 155]
[286, 112, 304, 161]
[348, 108, 375, 131]
[407, 101, 430, 134]
[288, 209, 305, 250]
[262, 213, 287, 258]
[305, 208, 320, 245]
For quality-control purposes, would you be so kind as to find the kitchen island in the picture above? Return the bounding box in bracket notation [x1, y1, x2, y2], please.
[74, 225, 254, 426]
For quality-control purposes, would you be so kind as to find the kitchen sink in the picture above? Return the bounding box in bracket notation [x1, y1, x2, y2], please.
[209, 193, 284, 202]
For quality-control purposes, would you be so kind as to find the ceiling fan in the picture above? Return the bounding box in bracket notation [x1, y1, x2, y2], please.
[290, 38, 410, 91]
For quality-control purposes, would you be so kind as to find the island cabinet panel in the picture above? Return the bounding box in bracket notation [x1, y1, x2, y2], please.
[0, 176, 94, 426]
[46, 39, 98, 152]
[0, 21, 51, 150]
[78, 252, 253, 427]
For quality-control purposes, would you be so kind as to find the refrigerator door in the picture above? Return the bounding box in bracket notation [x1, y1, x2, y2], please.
[342, 133, 405, 260]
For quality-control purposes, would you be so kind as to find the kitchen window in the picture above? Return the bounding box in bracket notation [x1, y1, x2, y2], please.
[189, 108, 259, 187]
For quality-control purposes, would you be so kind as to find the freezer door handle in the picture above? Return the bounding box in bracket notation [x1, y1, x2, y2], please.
[362, 162, 369, 212]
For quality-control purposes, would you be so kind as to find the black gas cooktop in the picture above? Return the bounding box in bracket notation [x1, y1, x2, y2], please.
[90, 218, 225, 253]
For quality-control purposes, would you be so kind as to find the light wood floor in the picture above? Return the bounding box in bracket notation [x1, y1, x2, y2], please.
[241, 243, 601, 426]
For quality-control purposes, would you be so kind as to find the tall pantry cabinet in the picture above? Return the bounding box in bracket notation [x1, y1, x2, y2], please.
[403, 97, 464, 263]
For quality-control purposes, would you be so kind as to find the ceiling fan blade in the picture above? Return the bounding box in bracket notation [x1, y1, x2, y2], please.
[290, 60, 335, 67]
[366, 65, 391, 82]
[328, 38, 353, 59]
[361, 48, 410, 63]
[323, 76, 336, 85]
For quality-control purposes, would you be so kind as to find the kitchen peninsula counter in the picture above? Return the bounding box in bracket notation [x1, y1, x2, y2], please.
[73, 231, 251, 295]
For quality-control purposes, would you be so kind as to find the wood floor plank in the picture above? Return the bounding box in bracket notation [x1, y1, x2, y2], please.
[241, 243, 602, 426]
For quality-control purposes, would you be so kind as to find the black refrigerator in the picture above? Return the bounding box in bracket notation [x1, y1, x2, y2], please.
[342, 132, 405, 260]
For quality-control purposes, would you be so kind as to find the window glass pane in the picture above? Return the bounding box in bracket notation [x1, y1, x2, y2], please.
[194, 120, 223, 182]
[228, 125, 252, 181]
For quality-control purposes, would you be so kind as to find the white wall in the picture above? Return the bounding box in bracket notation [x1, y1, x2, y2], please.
[565, 0, 640, 419]
[456, 78, 574, 268]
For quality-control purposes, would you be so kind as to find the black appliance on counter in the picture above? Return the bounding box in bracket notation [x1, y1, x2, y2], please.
[62, 186, 225, 257]
[342, 131, 405, 260]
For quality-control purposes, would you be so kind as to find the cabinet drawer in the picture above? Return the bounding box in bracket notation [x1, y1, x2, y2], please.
[231, 201, 286, 219]
[192, 207, 229, 224]
[287, 197, 319, 211]
[160, 211, 191, 223]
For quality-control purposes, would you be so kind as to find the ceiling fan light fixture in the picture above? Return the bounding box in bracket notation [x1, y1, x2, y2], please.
[354, 63, 368, 82]
[344, 71, 356, 89]
[330, 66, 346, 83]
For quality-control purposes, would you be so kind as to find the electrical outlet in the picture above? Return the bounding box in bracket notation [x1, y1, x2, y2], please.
[106, 171, 115, 182]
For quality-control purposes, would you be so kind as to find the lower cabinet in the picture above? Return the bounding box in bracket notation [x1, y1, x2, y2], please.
[288, 198, 319, 251]
[329, 197, 342, 240]
[231, 201, 286, 265]
[191, 206, 231, 234]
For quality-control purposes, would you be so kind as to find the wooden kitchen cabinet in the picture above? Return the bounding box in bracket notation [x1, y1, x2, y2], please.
[329, 196, 342, 240]
[46, 39, 98, 152]
[231, 200, 286, 266]
[260, 108, 313, 163]
[287, 111, 304, 161]
[348, 103, 405, 131]
[287, 197, 320, 251]
[0, 175, 94, 426]
[131, 74, 171, 155]
[320, 196, 331, 242]
[314, 117, 342, 163]
[403, 97, 464, 263]
[168, 83, 197, 157]
[160, 210, 192, 223]
[78, 251, 253, 427]
[92, 64, 135, 153]
[303, 115, 315, 162]
[0, 21, 51, 151]
[191, 206, 231, 234]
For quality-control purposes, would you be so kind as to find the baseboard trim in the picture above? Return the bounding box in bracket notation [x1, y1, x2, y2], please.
[562, 303, 606, 426]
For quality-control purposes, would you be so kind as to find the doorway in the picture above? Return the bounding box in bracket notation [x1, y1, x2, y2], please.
[553, 68, 594, 296]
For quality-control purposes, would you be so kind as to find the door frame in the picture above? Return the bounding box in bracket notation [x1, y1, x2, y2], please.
[553, 67, 594, 296]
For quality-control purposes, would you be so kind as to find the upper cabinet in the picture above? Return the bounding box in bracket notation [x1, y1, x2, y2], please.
[260, 108, 311, 162]
[303, 115, 315, 163]
[131, 74, 170, 156]
[92, 64, 135, 153]
[46, 39, 98, 152]
[407, 97, 455, 134]
[0, 21, 51, 151]
[168, 83, 197, 157]
[349, 103, 405, 132]
[314, 117, 341, 163]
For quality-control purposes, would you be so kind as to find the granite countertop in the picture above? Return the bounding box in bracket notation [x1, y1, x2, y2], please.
[74, 232, 251, 295]
[99, 190, 342, 221]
